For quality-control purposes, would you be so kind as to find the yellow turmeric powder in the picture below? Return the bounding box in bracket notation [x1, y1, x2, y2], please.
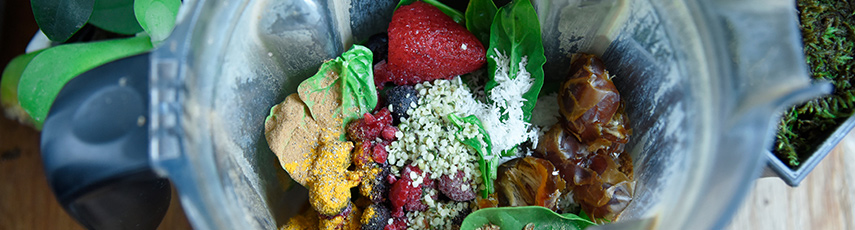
[308, 135, 362, 216]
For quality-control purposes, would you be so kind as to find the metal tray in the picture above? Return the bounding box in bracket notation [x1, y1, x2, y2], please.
[765, 114, 855, 186]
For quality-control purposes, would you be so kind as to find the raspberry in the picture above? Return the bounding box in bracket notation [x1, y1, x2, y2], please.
[364, 112, 377, 124]
[352, 141, 374, 168]
[386, 174, 397, 184]
[389, 176, 417, 217]
[384, 217, 408, 230]
[405, 178, 436, 212]
[381, 126, 398, 140]
[389, 165, 427, 215]
[374, 61, 394, 89]
[372, 144, 388, 164]
[438, 170, 476, 201]
[375, 108, 393, 127]
[347, 109, 395, 142]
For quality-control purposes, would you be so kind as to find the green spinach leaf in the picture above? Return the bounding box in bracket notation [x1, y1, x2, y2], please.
[297, 45, 377, 140]
[447, 113, 498, 197]
[460, 206, 597, 230]
[135, 0, 181, 45]
[465, 0, 498, 46]
[89, 0, 143, 35]
[17, 34, 153, 130]
[31, 0, 96, 42]
[396, 0, 465, 24]
[484, 0, 545, 122]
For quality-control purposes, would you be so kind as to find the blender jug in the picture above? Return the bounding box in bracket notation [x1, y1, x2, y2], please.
[39, 0, 826, 229]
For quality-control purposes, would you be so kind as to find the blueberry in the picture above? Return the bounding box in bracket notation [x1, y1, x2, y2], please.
[385, 85, 418, 124]
[361, 204, 391, 230]
[365, 33, 388, 64]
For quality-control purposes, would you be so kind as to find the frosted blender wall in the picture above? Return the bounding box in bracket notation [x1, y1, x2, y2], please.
[148, 0, 818, 229]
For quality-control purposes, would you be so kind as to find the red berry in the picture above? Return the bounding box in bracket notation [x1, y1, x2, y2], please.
[381, 1, 486, 86]
[384, 217, 408, 230]
[381, 126, 398, 140]
[348, 110, 394, 141]
[372, 144, 388, 164]
[352, 142, 374, 167]
[438, 170, 476, 201]
[375, 108, 393, 127]
[365, 112, 377, 124]
[387, 174, 398, 184]
[374, 61, 394, 90]
[389, 165, 427, 215]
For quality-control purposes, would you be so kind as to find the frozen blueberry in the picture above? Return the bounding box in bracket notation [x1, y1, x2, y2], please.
[365, 33, 388, 64]
[361, 204, 391, 230]
[385, 85, 418, 124]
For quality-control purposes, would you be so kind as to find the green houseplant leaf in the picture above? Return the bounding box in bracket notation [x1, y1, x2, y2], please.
[484, 0, 546, 122]
[1, 50, 45, 125]
[88, 0, 144, 35]
[460, 206, 596, 230]
[465, 0, 498, 46]
[31, 0, 96, 42]
[17, 34, 153, 130]
[135, 0, 182, 44]
[396, 0, 465, 24]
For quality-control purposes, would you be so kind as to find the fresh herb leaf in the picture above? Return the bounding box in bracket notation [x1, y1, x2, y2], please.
[396, 0, 465, 24]
[135, 0, 181, 45]
[460, 206, 597, 230]
[297, 45, 377, 140]
[465, 0, 498, 46]
[339, 45, 379, 135]
[17, 34, 153, 130]
[484, 0, 545, 122]
[578, 209, 591, 221]
[447, 113, 498, 197]
[1, 50, 45, 126]
[88, 0, 144, 35]
[31, 0, 96, 42]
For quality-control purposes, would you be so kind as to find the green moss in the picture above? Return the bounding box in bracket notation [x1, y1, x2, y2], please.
[774, 0, 855, 168]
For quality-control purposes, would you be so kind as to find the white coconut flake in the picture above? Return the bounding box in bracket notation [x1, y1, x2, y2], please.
[470, 49, 540, 156]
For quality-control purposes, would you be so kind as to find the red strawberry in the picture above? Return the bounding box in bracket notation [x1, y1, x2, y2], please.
[380, 1, 486, 86]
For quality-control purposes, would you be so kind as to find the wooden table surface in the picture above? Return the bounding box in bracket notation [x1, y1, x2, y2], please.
[726, 130, 855, 230]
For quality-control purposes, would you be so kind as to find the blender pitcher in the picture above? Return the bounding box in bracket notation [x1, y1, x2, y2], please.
[39, 0, 827, 229]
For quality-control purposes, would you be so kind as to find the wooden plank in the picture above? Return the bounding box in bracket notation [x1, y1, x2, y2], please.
[726, 130, 855, 230]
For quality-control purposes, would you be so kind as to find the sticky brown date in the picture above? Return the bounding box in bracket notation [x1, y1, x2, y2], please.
[537, 53, 634, 222]
[495, 157, 566, 211]
[558, 53, 628, 150]
[534, 124, 634, 222]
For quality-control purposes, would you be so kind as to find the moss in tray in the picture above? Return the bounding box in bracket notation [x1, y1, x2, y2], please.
[775, 0, 855, 168]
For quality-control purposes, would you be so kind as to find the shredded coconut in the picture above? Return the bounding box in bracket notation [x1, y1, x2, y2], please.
[470, 49, 540, 157]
